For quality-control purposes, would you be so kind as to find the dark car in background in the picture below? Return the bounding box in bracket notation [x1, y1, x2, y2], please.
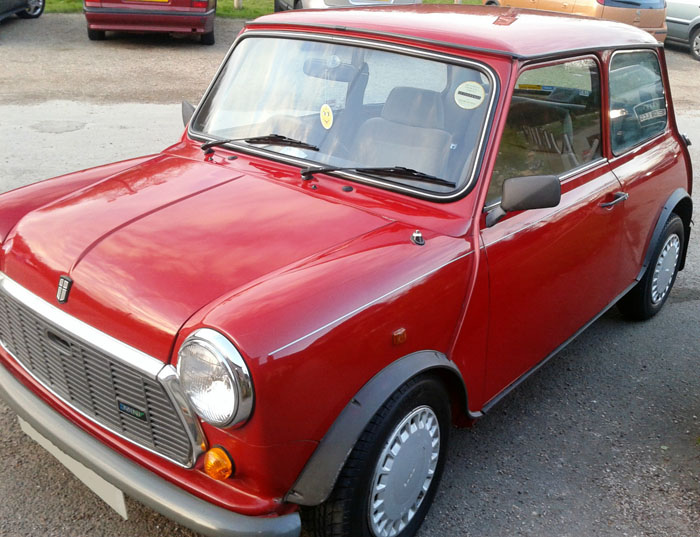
[83, 0, 217, 45]
[0, 0, 43, 21]
[666, 0, 700, 59]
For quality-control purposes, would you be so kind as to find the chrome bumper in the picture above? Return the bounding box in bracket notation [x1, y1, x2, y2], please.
[0, 361, 301, 537]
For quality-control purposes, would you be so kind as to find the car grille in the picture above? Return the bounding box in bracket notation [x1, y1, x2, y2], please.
[0, 287, 193, 466]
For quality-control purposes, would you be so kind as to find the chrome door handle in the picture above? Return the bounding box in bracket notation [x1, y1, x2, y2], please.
[600, 191, 629, 208]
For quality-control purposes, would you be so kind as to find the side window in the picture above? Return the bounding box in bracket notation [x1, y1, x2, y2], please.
[609, 51, 667, 155]
[486, 58, 602, 205]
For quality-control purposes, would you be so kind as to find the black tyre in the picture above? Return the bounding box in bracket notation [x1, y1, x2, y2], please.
[303, 375, 450, 537]
[201, 31, 215, 46]
[618, 213, 684, 320]
[16, 0, 44, 18]
[87, 28, 106, 41]
[691, 28, 700, 62]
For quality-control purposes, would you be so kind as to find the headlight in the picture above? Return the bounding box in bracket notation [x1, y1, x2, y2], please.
[177, 328, 253, 428]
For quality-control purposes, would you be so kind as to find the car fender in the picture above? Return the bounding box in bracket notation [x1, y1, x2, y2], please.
[637, 187, 693, 280]
[284, 350, 471, 506]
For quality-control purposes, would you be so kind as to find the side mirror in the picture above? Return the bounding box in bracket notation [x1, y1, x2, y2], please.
[182, 101, 195, 127]
[486, 175, 561, 228]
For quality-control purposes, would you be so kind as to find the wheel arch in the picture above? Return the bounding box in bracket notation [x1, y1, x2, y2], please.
[285, 350, 472, 507]
[637, 188, 693, 280]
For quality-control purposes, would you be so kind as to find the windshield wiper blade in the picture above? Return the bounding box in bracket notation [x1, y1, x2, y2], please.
[301, 165, 456, 188]
[201, 133, 319, 152]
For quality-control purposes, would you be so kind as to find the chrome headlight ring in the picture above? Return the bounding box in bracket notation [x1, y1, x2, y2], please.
[177, 328, 254, 428]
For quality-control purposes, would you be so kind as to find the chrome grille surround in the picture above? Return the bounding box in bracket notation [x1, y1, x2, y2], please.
[0, 273, 206, 468]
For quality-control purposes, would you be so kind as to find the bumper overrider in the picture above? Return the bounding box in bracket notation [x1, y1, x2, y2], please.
[0, 272, 301, 537]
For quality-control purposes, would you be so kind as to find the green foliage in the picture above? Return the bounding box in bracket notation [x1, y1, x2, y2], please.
[45, 0, 480, 19]
[46, 0, 83, 13]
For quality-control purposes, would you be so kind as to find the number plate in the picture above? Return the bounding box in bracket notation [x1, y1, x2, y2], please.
[18, 417, 128, 520]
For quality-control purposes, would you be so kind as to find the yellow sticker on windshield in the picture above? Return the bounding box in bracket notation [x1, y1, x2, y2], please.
[454, 81, 485, 110]
[320, 104, 334, 130]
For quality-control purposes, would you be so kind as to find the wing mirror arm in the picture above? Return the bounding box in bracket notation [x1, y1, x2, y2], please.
[485, 175, 561, 228]
[182, 101, 195, 127]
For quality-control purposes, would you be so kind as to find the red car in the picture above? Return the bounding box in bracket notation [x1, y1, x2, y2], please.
[83, 0, 217, 44]
[0, 6, 693, 537]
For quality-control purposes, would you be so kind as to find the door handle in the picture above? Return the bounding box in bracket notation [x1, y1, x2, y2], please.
[600, 191, 629, 208]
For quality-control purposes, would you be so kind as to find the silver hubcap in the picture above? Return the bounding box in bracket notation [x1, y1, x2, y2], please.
[694, 33, 700, 58]
[651, 234, 680, 304]
[368, 406, 440, 537]
[26, 0, 42, 15]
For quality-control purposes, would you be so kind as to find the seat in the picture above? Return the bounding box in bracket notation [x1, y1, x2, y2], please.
[350, 87, 452, 178]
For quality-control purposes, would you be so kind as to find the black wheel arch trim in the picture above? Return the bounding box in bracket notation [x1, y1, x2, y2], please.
[637, 188, 693, 280]
[285, 350, 475, 506]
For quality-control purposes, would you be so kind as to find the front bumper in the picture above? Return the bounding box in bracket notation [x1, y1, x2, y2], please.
[0, 360, 301, 537]
[84, 7, 215, 34]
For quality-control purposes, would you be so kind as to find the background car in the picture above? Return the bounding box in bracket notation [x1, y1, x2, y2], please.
[666, 0, 700, 60]
[274, 0, 420, 12]
[83, 0, 217, 45]
[482, 0, 667, 42]
[0, 0, 43, 21]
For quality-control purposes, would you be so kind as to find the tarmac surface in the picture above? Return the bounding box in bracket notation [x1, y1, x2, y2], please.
[0, 13, 699, 537]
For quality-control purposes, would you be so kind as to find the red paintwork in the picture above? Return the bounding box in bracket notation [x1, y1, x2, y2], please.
[0, 6, 692, 519]
[84, 0, 215, 36]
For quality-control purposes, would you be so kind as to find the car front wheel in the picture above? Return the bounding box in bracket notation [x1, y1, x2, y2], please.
[691, 28, 700, 61]
[304, 375, 450, 537]
[618, 213, 684, 320]
[16, 0, 44, 18]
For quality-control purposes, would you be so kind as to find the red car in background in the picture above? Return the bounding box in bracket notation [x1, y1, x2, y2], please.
[83, 0, 217, 44]
[0, 6, 693, 537]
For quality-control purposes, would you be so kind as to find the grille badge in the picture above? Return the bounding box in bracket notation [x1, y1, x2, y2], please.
[118, 400, 148, 422]
[56, 275, 72, 303]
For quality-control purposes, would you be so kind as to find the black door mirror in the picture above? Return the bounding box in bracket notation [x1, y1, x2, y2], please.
[486, 175, 561, 227]
[182, 101, 195, 127]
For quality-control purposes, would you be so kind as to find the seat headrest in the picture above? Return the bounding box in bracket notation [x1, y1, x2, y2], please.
[381, 87, 445, 129]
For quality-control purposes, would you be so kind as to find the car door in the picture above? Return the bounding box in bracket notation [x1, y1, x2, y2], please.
[479, 56, 627, 405]
[607, 49, 685, 286]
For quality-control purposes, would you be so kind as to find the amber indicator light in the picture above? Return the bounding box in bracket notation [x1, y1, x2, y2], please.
[392, 328, 407, 346]
[204, 446, 234, 481]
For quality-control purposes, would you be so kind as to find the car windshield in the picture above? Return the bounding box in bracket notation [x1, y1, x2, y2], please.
[191, 36, 495, 198]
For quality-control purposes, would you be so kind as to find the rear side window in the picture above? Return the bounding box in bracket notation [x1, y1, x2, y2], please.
[486, 58, 602, 205]
[609, 51, 667, 155]
[600, 0, 664, 8]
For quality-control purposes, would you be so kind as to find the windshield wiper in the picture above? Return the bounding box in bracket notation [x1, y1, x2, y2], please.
[201, 133, 319, 152]
[300, 165, 456, 188]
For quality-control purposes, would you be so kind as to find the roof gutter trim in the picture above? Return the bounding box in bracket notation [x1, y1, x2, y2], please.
[244, 21, 663, 60]
[244, 21, 523, 59]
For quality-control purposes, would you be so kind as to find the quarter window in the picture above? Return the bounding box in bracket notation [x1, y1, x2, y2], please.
[609, 51, 667, 155]
[487, 58, 602, 205]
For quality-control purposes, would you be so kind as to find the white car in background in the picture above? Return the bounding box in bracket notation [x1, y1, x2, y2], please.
[666, 0, 700, 60]
[274, 0, 420, 12]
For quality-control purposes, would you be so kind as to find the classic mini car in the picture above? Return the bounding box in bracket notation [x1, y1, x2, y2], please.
[83, 0, 217, 44]
[666, 0, 700, 60]
[0, 6, 693, 537]
[0, 0, 43, 21]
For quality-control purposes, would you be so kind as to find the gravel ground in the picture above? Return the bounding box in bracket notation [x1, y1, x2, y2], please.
[0, 13, 699, 537]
